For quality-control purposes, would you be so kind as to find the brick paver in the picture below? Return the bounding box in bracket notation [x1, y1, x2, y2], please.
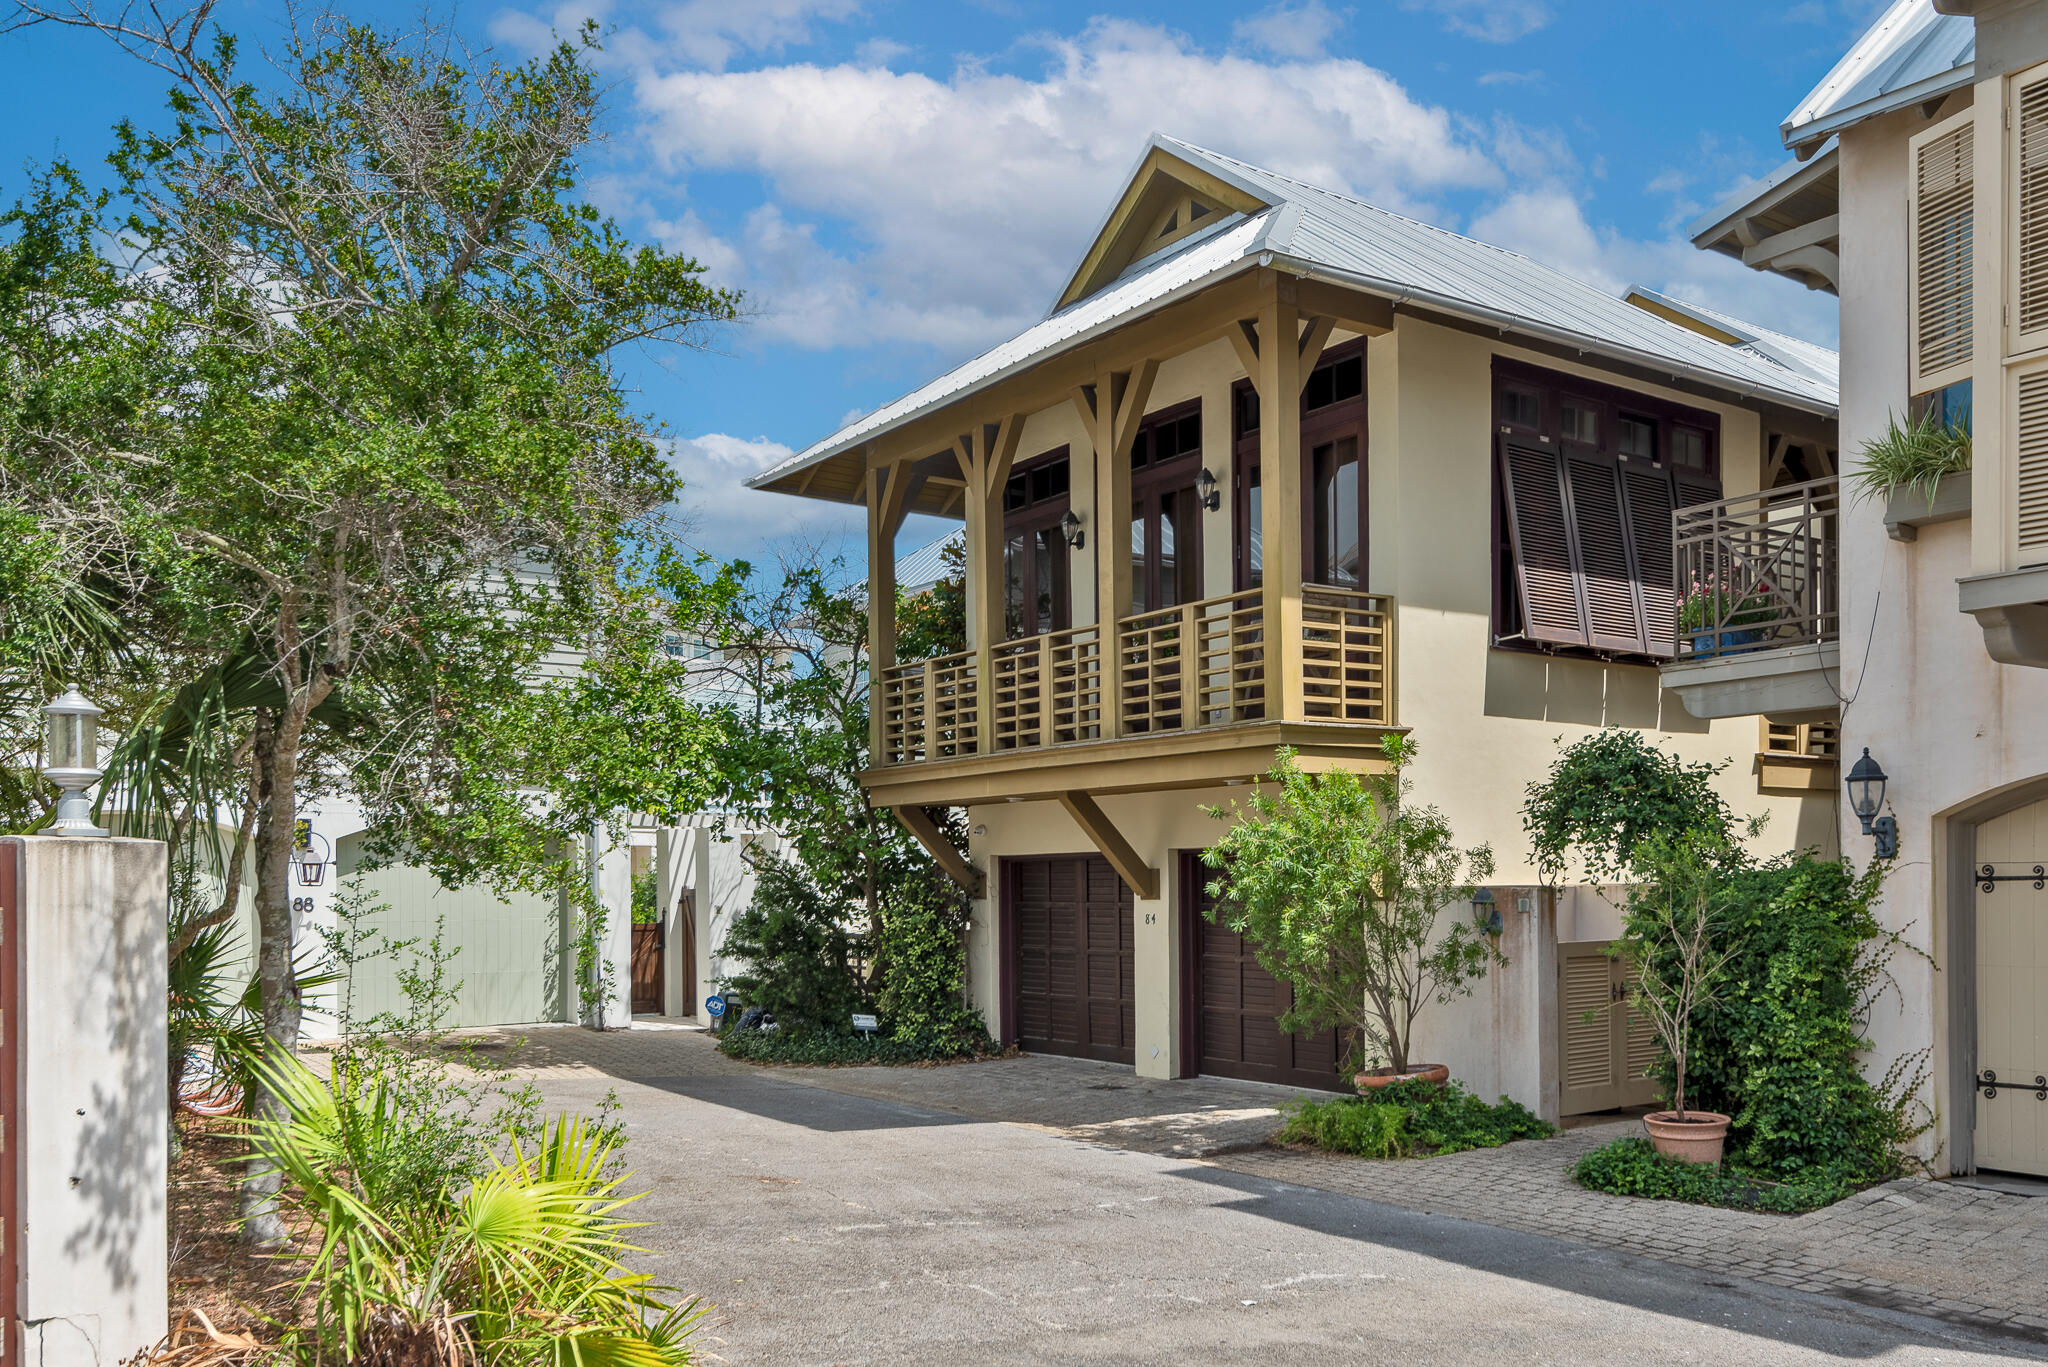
[458, 1023, 2048, 1342]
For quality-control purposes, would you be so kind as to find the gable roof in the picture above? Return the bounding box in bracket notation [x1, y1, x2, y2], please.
[1782, 0, 1974, 157]
[1623, 286, 1839, 393]
[748, 135, 1840, 507]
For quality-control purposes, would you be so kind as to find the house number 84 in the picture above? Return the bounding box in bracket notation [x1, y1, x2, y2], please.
[1143, 912, 1157, 925]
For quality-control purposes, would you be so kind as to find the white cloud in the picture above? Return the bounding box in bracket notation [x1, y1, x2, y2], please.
[623, 17, 1498, 352]
[493, 0, 861, 71]
[1476, 68, 1543, 86]
[1402, 0, 1552, 43]
[664, 432, 860, 562]
[1232, 1, 1347, 60]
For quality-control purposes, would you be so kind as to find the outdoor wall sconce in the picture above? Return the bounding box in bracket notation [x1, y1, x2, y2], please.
[295, 830, 333, 887]
[1060, 509, 1085, 550]
[42, 686, 109, 837]
[1195, 467, 1221, 512]
[1845, 748, 1898, 860]
[1470, 886, 1502, 936]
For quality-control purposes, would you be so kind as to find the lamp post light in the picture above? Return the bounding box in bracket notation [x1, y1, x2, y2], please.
[42, 687, 110, 837]
[1845, 747, 1898, 860]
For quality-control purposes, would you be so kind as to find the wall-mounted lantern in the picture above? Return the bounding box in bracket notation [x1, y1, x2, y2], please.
[1060, 509, 1085, 550]
[1845, 747, 1898, 860]
[42, 687, 110, 837]
[1470, 886, 1502, 936]
[294, 830, 333, 887]
[1195, 467, 1221, 512]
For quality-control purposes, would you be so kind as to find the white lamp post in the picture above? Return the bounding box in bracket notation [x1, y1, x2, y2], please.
[42, 687, 110, 837]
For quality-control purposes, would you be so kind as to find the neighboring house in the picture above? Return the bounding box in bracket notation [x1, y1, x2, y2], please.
[747, 134, 1841, 1115]
[299, 628, 772, 1035]
[1698, 0, 2048, 1180]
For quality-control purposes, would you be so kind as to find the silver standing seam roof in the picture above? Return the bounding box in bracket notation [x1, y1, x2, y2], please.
[1781, 0, 1974, 156]
[748, 135, 1840, 500]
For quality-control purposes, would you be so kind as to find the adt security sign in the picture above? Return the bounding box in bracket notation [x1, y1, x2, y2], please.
[851, 1013, 878, 1035]
[705, 995, 727, 1018]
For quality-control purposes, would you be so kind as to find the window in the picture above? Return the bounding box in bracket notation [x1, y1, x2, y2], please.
[1001, 449, 1072, 639]
[1233, 340, 1369, 590]
[1500, 387, 1540, 431]
[1129, 404, 1203, 613]
[1492, 359, 1721, 660]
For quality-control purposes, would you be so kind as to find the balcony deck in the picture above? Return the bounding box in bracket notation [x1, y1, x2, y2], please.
[1661, 476, 1842, 721]
[864, 585, 1398, 807]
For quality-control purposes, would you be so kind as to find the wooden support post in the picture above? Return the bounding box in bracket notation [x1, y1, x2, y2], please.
[959, 417, 1022, 760]
[1179, 600, 1199, 728]
[1056, 791, 1158, 901]
[1255, 278, 1305, 721]
[894, 805, 982, 898]
[1038, 631, 1055, 748]
[1080, 360, 1159, 741]
[923, 658, 939, 760]
[866, 459, 913, 765]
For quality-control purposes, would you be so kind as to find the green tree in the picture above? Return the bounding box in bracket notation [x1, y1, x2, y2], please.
[0, 5, 740, 1240]
[1521, 729, 1740, 884]
[1203, 738, 1497, 1076]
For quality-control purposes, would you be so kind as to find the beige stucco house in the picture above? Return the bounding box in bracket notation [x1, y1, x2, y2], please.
[750, 136, 1840, 1119]
[1694, 0, 2048, 1178]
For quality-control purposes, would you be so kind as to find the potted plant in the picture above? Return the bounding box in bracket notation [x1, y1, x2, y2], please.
[1621, 834, 1734, 1164]
[1679, 574, 1777, 656]
[1202, 736, 1497, 1091]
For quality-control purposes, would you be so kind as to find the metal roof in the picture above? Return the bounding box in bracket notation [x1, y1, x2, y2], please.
[749, 135, 1840, 502]
[897, 528, 965, 592]
[1781, 0, 1974, 156]
[1622, 286, 1839, 392]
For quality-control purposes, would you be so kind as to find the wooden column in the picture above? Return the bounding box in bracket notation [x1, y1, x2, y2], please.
[866, 460, 913, 765]
[957, 418, 1022, 757]
[1077, 360, 1158, 739]
[1255, 280, 1305, 721]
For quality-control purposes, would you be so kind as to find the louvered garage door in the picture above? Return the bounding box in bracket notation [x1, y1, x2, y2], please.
[1006, 855, 1134, 1064]
[1187, 866, 1344, 1091]
[1558, 940, 1660, 1116]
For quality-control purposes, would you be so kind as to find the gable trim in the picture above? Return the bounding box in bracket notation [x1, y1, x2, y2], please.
[1054, 145, 1270, 312]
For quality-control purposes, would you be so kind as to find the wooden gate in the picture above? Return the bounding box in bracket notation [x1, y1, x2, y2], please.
[630, 922, 664, 1016]
[1972, 799, 2048, 1175]
[1, 838, 20, 1364]
[1557, 939, 1661, 1115]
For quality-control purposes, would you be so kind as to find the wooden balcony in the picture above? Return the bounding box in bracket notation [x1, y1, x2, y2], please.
[1661, 477, 1841, 722]
[866, 586, 1398, 808]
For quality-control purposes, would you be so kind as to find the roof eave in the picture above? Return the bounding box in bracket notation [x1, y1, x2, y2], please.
[1685, 142, 1838, 246]
[1781, 63, 1974, 156]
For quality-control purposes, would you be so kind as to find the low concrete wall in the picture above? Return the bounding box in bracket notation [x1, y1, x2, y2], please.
[9, 835, 168, 1366]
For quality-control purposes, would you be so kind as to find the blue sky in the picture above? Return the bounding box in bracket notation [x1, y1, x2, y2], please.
[0, 0, 1870, 574]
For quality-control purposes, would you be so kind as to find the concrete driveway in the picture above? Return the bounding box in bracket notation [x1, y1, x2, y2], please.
[473, 1026, 2046, 1366]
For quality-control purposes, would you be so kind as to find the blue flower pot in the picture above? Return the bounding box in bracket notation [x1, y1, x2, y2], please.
[1691, 629, 1763, 656]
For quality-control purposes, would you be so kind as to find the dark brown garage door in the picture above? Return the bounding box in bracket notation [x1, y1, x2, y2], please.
[1185, 856, 1345, 1091]
[1005, 855, 1134, 1064]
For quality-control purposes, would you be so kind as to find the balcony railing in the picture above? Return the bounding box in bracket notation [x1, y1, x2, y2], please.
[1673, 476, 1838, 661]
[875, 585, 1395, 767]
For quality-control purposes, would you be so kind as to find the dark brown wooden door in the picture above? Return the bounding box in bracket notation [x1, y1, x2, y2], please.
[1005, 855, 1135, 1064]
[630, 922, 664, 1015]
[1184, 856, 1344, 1091]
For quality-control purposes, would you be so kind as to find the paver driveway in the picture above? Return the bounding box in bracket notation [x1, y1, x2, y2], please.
[450, 1025, 2048, 1365]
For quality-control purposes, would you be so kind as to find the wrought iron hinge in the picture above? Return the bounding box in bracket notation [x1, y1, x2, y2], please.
[1980, 1069, 2048, 1100]
[1978, 864, 2045, 893]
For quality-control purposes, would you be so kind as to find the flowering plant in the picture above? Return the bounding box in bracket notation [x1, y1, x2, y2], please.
[1678, 573, 1778, 633]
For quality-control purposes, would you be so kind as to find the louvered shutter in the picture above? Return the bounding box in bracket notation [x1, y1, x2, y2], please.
[1498, 439, 1587, 646]
[1619, 465, 1677, 658]
[1910, 108, 1974, 387]
[1566, 455, 1648, 654]
[2015, 71, 2048, 354]
[2015, 360, 2048, 562]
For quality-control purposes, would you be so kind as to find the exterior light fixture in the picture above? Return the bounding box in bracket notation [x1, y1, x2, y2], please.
[42, 687, 110, 837]
[1470, 886, 1502, 936]
[1060, 509, 1085, 550]
[294, 829, 333, 887]
[1845, 748, 1897, 860]
[1195, 467, 1221, 512]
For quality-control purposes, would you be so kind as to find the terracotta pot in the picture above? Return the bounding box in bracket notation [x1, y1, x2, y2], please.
[1353, 1063, 1450, 1092]
[1643, 1110, 1732, 1165]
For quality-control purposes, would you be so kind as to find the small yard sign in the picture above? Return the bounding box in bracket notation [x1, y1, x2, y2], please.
[705, 995, 727, 1018]
[851, 1013, 878, 1035]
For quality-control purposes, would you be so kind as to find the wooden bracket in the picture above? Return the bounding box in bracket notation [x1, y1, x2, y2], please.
[1227, 318, 1261, 379]
[1296, 315, 1336, 392]
[1056, 791, 1158, 901]
[894, 805, 983, 899]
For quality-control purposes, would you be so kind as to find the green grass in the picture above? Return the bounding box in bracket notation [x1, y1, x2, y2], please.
[716, 1025, 1000, 1067]
[1275, 1079, 1553, 1159]
[1571, 1136, 1877, 1214]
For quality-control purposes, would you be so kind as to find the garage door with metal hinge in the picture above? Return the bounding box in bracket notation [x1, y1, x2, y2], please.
[1558, 940, 1660, 1116]
[1974, 799, 2048, 1176]
[1185, 859, 1344, 1091]
[1006, 855, 1135, 1064]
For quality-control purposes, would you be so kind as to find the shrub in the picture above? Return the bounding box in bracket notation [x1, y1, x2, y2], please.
[717, 1024, 998, 1067]
[1276, 1080, 1552, 1158]
[631, 867, 660, 924]
[715, 855, 868, 1032]
[874, 866, 990, 1052]
[1572, 1136, 1857, 1214]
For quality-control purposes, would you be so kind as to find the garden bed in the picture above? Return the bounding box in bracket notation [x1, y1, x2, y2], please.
[1571, 1136, 1887, 1214]
[716, 1027, 1011, 1068]
[1274, 1079, 1553, 1159]
[159, 1116, 317, 1356]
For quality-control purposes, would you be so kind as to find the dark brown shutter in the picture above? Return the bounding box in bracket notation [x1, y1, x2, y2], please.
[1619, 465, 1677, 658]
[1565, 454, 1647, 654]
[1498, 439, 1588, 646]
